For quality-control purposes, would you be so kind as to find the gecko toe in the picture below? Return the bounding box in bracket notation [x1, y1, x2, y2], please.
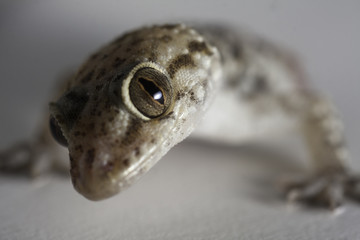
[0, 141, 52, 177]
[282, 173, 347, 210]
[0, 142, 33, 173]
[345, 175, 360, 201]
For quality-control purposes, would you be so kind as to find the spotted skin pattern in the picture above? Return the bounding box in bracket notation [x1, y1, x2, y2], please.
[49, 24, 222, 200]
[1, 24, 359, 208]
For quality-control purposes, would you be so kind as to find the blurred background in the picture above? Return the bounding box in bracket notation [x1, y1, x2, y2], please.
[0, 1, 359, 239]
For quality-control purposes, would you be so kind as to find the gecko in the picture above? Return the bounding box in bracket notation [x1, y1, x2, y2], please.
[1, 23, 359, 209]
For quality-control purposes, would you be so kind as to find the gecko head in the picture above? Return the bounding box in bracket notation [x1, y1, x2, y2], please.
[49, 24, 222, 200]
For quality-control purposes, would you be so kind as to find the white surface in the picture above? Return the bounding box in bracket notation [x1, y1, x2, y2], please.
[1, 1, 360, 239]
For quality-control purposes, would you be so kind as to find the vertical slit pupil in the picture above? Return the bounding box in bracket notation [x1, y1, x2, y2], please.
[138, 78, 164, 104]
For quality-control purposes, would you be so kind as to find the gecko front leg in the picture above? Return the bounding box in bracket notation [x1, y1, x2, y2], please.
[0, 73, 73, 177]
[0, 139, 54, 177]
[0, 125, 69, 177]
[282, 94, 360, 209]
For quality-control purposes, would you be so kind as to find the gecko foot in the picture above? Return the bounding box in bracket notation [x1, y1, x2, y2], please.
[280, 170, 360, 210]
[0, 141, 51, 177]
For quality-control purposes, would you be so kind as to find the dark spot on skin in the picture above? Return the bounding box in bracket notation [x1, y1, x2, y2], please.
[202, 80, 208, 88]
[160, 35, 172, 43]
[123, 158, 130, 167]
[101, 54, 109, 60]
[96, 69, 106, 79]
[190, 91, 197, 102]
[108, 117, 114, 122]
[85, 149, 95, 169]
[188, 41, 213, 56]
[80, 71, 94, 83]
[240, 75, 269, 99]
[167, 54, 195, 78]
[112, 43, 123, 52]
[65, 89, 88, 103]
[162, 24, 179, 30]
[130, 38, 145, 46]
[243, 75, 269, 99]
[78, 68, 86, 77]
[227, 77, 241, 88]
[151, 138, 156, 144]
[122, 118, 143, 146]
[113, 58, 126, 68]
[231, 42, 243, 59]
[254, 76, 268, 92]
[134, 147, 140, 156]
[176, 92, 185, 100]
[113, 72, 126, 83]
[131, 48, 148, 58]
[90, 53, 99, 60]
[112, 35, 126, 45]
[149, 50, 158, 62]
[75, 144, 84, 153]
[102, 161, 114, 172]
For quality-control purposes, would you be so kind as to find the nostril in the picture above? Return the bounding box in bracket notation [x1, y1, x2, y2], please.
[49, 116, 68, 147]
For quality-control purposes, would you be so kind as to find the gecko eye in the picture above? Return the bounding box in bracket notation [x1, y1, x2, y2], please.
[128, 67, 173, 118]
[49, 116, 68, 147]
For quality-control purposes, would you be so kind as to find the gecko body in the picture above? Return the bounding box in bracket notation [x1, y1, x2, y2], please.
[1, 23, 359, 208]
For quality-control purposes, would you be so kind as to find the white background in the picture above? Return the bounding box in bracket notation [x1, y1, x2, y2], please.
[0, 1, 360, 239]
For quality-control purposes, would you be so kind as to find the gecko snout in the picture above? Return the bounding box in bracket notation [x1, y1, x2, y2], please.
[69, 144, 134, 201]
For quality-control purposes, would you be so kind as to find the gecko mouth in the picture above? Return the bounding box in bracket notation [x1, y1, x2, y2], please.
[70, 159, 114, 200]
[69, 143, 131, 201]
[69, 141, 157, 201]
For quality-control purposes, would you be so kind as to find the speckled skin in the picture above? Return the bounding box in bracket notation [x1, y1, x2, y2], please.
[50, 24, 222, 200]
[1, 23, 359, 207]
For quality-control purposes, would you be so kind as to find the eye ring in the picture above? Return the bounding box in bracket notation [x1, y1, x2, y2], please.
[49, 116, 68, 147]
[120, 62, 173, 120]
